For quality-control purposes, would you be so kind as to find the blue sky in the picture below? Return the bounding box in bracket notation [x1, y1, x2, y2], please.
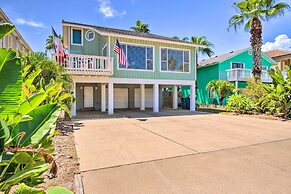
[1, 0, 291, 57]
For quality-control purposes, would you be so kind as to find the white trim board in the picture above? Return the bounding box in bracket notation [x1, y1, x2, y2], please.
[71, 76, 195, 85]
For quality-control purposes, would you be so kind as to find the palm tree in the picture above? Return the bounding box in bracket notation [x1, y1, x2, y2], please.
[191, 36, 214, 65]
[172, 36, 189, 41]
[228, 0, 290, 82]
[130, 20, 150, 33]
[207, 80, 235, 105]
[46, 34, 62, 52]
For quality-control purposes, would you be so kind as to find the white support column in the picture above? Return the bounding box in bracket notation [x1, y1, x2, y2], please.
[190, 83, 196, 112]
[140, 84, 145, 111]
[235, 81, 238, 94]
[173, 85, 178, 109]
[153, 83, 159, 113]
[71, 82, 77, 117]
[101, 84, 106, 112]
[108, 82, 114, 115]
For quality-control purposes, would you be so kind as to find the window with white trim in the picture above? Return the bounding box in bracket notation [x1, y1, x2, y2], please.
[262, 66, 268, 70]
[161, 48, 190, 72]
[85, 30, 95, 41]
[208, 90, 215, 98]
[231, 62, 244, 69]
[119, 43, 153, 70]
[72, 29, 82, 45]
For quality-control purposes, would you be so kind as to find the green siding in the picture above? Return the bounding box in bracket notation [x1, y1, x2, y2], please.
[197, 50, 275, 105]
[219, 50, 272, 72]
[109, 36, 196, 80]
[197, 64, 219, 104]
[67, 25, 196, 81]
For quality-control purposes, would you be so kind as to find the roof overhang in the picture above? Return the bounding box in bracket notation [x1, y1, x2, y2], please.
[62, 22, 206, 48]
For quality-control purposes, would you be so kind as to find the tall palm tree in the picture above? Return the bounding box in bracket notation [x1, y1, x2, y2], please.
[228, 0, 290, 82]
[45, 34, 62, 52]
[130, 20, 150, 33]
[191, 36, 214, 65]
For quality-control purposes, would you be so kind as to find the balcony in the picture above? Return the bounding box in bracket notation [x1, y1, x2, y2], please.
[219, 68, 272, 83]
[52, 53, 113, 76]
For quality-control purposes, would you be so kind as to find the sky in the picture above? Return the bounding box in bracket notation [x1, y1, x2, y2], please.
[1, 0, 291, 58]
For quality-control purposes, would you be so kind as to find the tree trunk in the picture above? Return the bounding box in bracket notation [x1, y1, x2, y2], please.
[250, 17, 263, 82]
[219, 97, 224, 106]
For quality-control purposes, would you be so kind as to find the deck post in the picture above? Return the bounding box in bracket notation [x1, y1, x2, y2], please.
[173, 85, 178, 109]
[108, 82, 114, 115]
[140, 84, 145, 111]
[71, 82, 77, 117]
[153, 83, 159, 113]
[101, 83, 106, 112]
[190, 83, 196, 112]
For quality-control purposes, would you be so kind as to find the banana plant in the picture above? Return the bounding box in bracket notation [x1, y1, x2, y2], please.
[257, 66, 291, 118]
[0, 23, 72, 193]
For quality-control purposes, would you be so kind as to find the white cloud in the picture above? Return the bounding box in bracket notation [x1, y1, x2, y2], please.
[262, 34, 291, 51]
[98, 0, 126, 18]
[15, 18, 45, 28]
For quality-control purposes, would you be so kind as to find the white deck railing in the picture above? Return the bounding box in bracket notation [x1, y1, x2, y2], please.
[219, 68, 272, 83]
[52, 53, 113, 76]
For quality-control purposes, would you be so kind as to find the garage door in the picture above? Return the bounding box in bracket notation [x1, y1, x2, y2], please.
[107, 88, 128, 109]
[134, 88, 153, 108]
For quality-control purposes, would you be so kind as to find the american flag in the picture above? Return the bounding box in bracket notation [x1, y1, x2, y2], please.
[114, 39, 127, 67]
[52, 27, 66, 62]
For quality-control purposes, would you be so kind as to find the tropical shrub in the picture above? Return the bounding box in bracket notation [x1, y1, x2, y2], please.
[0, 23, 72, 193]
[257, 66, 291, 118]
[242, 78, 266, 103]
[21, 52, 74, 115]
[225, 94, 257, 114]
[206, 80, 235, 105]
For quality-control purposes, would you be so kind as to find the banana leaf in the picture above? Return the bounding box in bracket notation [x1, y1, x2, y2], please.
[0, 48, 22, 117]
[0, 163, 48, 191]
[0, 23, 15, 39]
[16, 104, 61, 146]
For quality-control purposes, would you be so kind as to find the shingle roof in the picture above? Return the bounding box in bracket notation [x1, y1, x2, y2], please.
[62, 20, 203, 47]
[265, 49, 291, 58]
[198, 48, 249, 67]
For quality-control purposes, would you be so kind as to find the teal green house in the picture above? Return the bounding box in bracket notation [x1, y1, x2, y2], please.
[54, 20, 203, 116]
[196, 48, 277, 105]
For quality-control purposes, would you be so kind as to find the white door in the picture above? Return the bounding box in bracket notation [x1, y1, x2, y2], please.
[84, 87, 94, 108]
[107, 88, 128, 109]
[134, 88, 153, 108]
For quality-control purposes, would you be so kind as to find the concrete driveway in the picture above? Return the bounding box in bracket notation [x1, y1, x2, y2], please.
[74, 110, 291, 194]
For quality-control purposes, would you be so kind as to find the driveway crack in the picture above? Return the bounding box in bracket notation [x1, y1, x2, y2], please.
[132, 122, 199, 153]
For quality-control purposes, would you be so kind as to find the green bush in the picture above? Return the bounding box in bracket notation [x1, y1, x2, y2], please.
[257, 66, 291, 118]
[225, 94, 257, 114]
[243, 78, 266, 103]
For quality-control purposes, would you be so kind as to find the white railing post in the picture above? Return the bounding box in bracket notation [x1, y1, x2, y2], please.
[55, 54, 114, 76]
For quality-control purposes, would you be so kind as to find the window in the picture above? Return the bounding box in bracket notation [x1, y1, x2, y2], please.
[85, 30, 95, 41]
[208, 90, 215, 98]
[8, 35, 12, 48]
[72, 29, 82, 45]
[119, 43, 153, 70]
[231, 62, 244, 69]
[262, 66, 268, 71]
[161, 48, 190, 72]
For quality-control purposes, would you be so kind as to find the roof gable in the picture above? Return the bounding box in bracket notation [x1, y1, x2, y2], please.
[62, 20, 204, 48]
[198, 48, 277, 68]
